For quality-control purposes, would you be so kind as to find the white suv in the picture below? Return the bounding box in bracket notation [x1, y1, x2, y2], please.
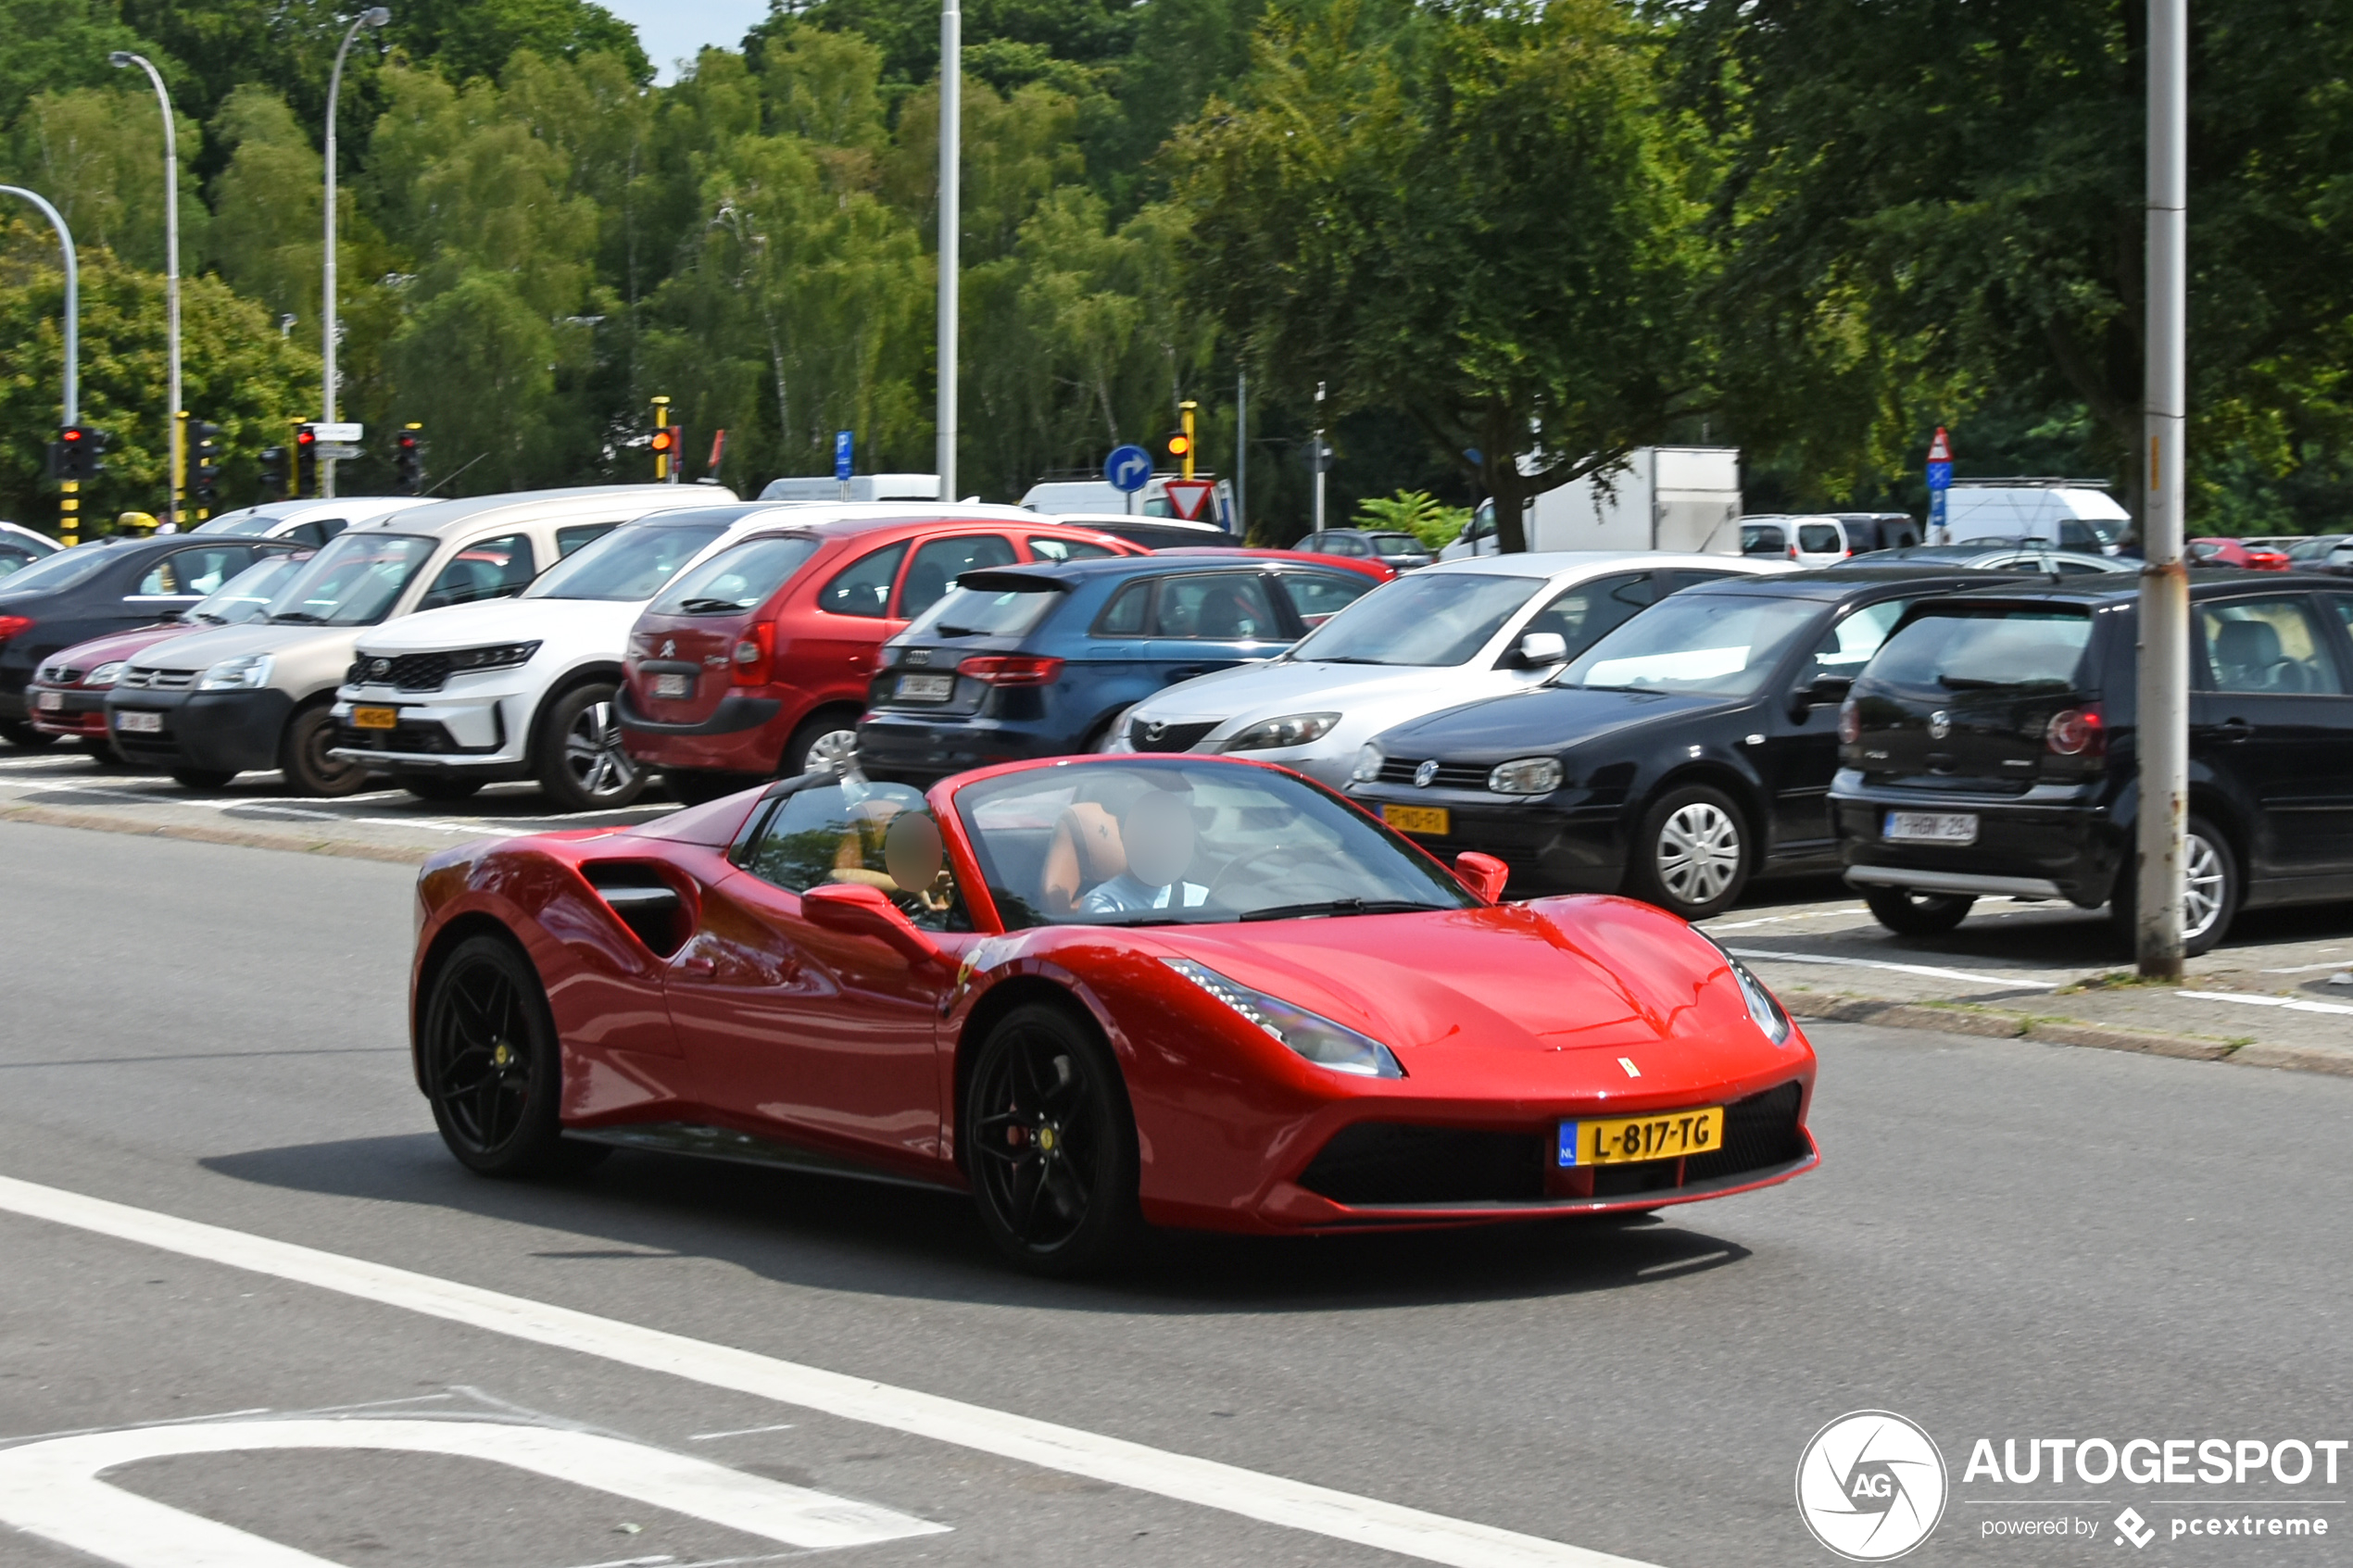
[331, 502, 786, 809]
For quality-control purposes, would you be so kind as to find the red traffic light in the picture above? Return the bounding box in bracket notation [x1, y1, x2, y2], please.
[296, 426, 317, 446]
[59, 428, 83, 444]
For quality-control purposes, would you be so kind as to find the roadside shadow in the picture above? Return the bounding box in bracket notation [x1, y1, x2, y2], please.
[201, 1133, 1754, 1317]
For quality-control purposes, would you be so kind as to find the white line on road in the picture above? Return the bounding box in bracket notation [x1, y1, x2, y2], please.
[2257, 960, 2352, 975]
[2179, 990, 2353, 1019]
[0, 1173, 1655, 1568]
[1726, 947, 2049, 988]
[690, 1424, 799, 1441]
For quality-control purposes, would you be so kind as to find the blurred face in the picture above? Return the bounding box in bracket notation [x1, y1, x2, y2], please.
[884, 811, 945, 893]
[1122, 791, 1197, 887]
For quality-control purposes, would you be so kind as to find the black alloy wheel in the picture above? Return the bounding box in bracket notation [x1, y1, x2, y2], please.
[0, 720, 58, 750]
[538, 681, 646, 811]
[422, 935, 605, 1176]
[1626, 783, 1754, 920]
[1862, 886, 1976, 936]
[83, 737, 124, 767]
[281, 702, 371, 797]
[966, 1002, 1141, 1275]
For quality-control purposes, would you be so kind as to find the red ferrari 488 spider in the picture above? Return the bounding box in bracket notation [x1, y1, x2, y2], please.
[411, 755, 1818, 1273]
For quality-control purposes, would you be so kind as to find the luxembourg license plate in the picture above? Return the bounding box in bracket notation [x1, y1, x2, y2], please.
[1559, 1106, 1726, 1166]
[1884, 809, 1978, 845]
[352, 706, 397, 731]
[896, 672, 956, 702]
[1381, 803, 1449, 835]
[653, 672, 692, 699]
[36, 691, 62, 711]
[115, 710, 163, 734]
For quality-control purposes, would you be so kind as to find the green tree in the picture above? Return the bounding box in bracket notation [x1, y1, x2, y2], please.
[4, 85, 209, 274]
[1353, 488, 1469, 547]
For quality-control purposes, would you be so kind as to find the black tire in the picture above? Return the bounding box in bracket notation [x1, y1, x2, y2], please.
[663, 767, 756, 806]
[2108, 816, 2240, 959]
[965, 1001, 1142, 1276]
[279, 703, 371, 797]
[535, 681, 647, 812]
[420, 934, 607, 1177]
[170, 767, 234, 790]
[1862, 885, 1976, 936]
[781, 709, 861, 779]
[1625, 783, 1754, 920]
[82, 738, 124, 767]
[0, 721, 57, 750]
[399, 774, 484, 803]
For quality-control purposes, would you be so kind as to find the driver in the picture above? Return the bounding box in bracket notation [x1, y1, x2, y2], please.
[1081, 789, 1208, 914]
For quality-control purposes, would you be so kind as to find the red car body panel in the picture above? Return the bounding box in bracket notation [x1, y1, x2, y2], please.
[620, 517, 1147, 778]
[412, 757, 1817, 1234]
[26, 621, 208, 741]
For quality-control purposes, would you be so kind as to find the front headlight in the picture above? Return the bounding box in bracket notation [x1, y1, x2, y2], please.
[1351, 743, 1384, 783]
[1162, 958, 1404, 1077]
[447, 640, 542, 674]
[1487, 756, 1565, 795]
[86, 660, 123, 687]
[1223, 711, 1340, 751]
[197, 653, 274, 691]
[1704, 936, 1793, 1046]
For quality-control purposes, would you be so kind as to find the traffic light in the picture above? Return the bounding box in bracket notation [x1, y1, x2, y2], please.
[1173, 399, 1199, 480]
[259, 445, 288, 501]
[295, 423, 319, 498]
[190, 420, 223, 517]
[395, 423, 424, 494]
[649, 423, 686, 483]
[48, 425, 105, 482]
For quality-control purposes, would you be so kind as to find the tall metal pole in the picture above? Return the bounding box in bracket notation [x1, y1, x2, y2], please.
[2135, 0, 2190, 979]
[3, 185, 81, 543]
[1235, 370, 1248, 538]
[937, 0, 961, 501]
[322, 7, 391, 501]
[1312, 381, 1327, 534]
[113, 53, 181, 532]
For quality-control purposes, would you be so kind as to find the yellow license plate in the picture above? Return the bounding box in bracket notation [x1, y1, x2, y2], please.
[1381, 803, 1450, 835]
[352, 706, 397, 730]
[1559, 1106, 1726, 1166]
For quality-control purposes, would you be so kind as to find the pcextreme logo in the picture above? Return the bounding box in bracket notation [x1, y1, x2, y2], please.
[1796, 1410, 1950, 1562]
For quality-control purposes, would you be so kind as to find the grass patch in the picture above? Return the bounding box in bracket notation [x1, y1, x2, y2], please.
[2058, 969, 2185, 995]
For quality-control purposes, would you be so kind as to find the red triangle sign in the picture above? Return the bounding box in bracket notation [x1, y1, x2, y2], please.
[1163, 478, 1216, 521]
[1927, 427, 1953, 463]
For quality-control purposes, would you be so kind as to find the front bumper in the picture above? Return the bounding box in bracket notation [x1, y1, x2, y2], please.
[329, 678, 530, 775]
[26, 685, 109, 740]
[1344, 782, 1626, 896]
[106, 686, 293, 775]
[1830, 773, 2120, 908]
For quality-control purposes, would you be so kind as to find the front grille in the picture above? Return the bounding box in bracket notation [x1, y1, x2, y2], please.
[1127, 718, 1217, 753]
[119, 665, 195, 691]
[347, 651, 454, 692]
[36, 663, 79, 685]
[1376, 757, 1491, 789]
[1682, 1082, 1807, 1183]
[337, 718, 463, 754]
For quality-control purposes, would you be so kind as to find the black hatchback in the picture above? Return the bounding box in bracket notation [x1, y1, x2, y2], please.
[1831, 573, 2353, 955]
[1346, 568, 2022, 918]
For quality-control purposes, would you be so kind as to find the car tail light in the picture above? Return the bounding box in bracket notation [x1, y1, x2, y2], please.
[2045, 707, 2104, 757]
[731, 622, 773, 686]
[959, 654, 1064, 687]
[1837, 697, 1861, 745]
[0, 615, 30, 646]
[1786, 545, 1798, 559]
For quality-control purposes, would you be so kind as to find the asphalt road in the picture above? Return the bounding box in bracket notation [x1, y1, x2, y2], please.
[2, 820, 2348, 1568]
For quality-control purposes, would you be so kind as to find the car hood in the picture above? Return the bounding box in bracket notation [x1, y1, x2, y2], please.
[41, 621, 201, 671]
[356, 596, 640, 655]
[1373, 684, 1745, 762]
[1139, 897, 1755, 1062]
[1135, 658, 1480, 723]
[125, 621, 356, 671]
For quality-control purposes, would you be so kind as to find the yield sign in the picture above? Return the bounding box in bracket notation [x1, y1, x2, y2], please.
[1926, 427, 1953, 463]
[1163, 478, 1216, 521]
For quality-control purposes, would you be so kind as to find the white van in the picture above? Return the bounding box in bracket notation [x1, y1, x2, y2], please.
[1021, 475, 1237, 530]
[760, 474, 939, 504]
[1936, 483, 2128, 555]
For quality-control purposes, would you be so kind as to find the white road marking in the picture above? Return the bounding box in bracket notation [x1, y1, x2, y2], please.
[0, 1174, 1656, 1568]
[2256, 960, 2352, 975]
[1728, 947, 2048, 989]
[1700, 906, 1870, 932]
[689, 1424, 799, 1441]
[2179, 990, 2353, 1019]
[0, 1416, 947, 1566]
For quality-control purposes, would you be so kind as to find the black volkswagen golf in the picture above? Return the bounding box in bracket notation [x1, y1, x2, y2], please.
[1346, 568, 2020, 918]
[1832, 573, 2353, 955]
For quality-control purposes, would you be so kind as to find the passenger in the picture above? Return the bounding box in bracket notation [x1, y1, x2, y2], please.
[1080, 789, 1209, 914]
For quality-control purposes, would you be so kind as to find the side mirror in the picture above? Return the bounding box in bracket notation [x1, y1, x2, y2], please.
[1516, 631, 1568, 668]
[1793, 674, 1853, 715]
[1454, 851, 1510, 904]
[801, 882, 950, 970]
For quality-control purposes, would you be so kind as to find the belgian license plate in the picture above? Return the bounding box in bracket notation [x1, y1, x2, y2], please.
[1559, 1106, 1726, 1167]
[896, 672, 956, 702]
[1381, 803, 1450, 835]
[653, 672, 692, 700]
[352, 706, 397, 731]
[115, 710, 163, 734]
[35, 691, 62, 711]
[1884, 809, 1978, 845]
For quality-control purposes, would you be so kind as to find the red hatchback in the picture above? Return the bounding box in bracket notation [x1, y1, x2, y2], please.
[620, 508, 1144, 799]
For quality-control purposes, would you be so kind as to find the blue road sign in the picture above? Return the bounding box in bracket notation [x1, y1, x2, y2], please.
[834, 431, 854, 482]
[1926, 459, 1952, 492]
[1104, 444, 1152, 493]
[1930, 490, 1948, 536]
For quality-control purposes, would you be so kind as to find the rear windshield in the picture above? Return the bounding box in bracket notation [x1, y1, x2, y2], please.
[194, 512, 282, 537]
[905, 583, 1063, 639]
[648, 534, 822, 615]
[1866, 610, 2095, 695]
[1740, 523, 1787, 556]
[0, 542, 117, 594]
[524, 520, 729, 601]
[1290, 571, 1537, 666]
[1368, 534, 1421, 558]
[1799, 523, 1843, 555]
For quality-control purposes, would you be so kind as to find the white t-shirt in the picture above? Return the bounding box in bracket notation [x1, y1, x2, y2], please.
[1079, 874, 1210, 915]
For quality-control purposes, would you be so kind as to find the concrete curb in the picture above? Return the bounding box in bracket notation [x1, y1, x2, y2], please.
[1, 803, 431, 867]
[1783, 990, 2353, 1077]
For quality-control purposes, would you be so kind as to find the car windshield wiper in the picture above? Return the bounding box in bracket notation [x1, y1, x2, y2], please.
[270, 610, 327, 623]
[1078, 913, 1202, 927]
[1304, 655, 1392, 665]
[676, 596, 749, 614]
[932, 625, 980, 637]
[1239, 897, 1453, 922]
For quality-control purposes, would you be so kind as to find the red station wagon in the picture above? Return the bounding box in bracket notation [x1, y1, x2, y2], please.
[618, 507, 1145, 800]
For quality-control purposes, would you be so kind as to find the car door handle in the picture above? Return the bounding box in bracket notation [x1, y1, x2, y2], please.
[2215, 718, 2256, 742]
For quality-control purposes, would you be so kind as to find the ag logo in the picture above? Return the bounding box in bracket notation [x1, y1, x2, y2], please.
[1794, 1410, 1947, 1561]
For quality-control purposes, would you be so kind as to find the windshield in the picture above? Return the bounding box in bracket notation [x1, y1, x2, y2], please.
[904, 583, 1063, 639]
[0, 543, 117, 595]
[1558, 594, 1823, 697]
[1368, 534, 1421, 558]
[191, 555, 307, 624]
[954, 759, 1476, 929]
[2286, 535, 2344, 561]
[194, 513, 282, 537]
[1866, 609, 2094, 695]
[648, 534, 823, 615]
[1289, 571, 1538, 666]
[524, 520, 730, 601]
[265, 532, 434, 625]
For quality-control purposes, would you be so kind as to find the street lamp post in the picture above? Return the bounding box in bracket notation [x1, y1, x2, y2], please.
[937, 0, 960, 502]
[110, 52, 181, 532]
[322, 6, 391, 501]
[2, 186, 80, 541]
